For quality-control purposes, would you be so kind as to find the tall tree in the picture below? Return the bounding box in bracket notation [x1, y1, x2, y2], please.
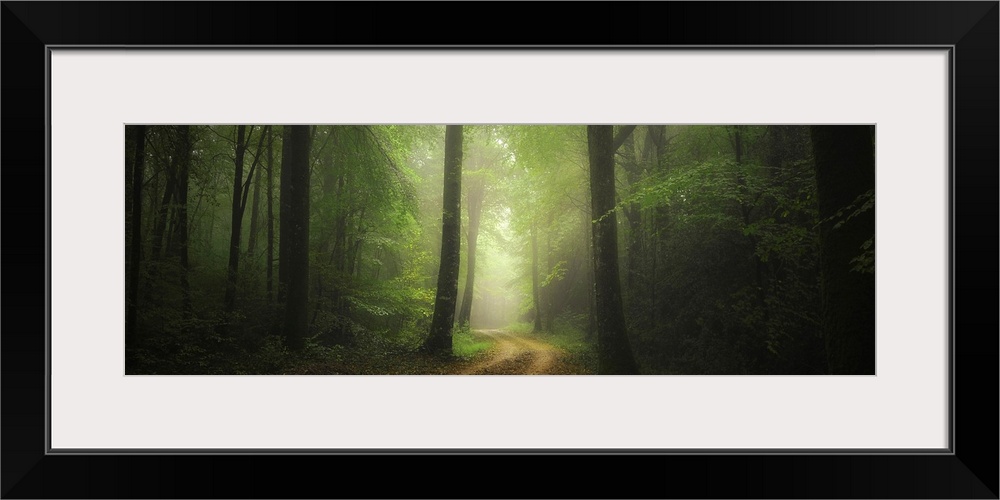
[126, 125, 146, 335]
[424, 125, 463, 354]
[644, 125, 669, 327]
[224, 125, 249, 314]
[279, 125, 312, 350]
[457, 176, 485, 327]
[619, 129, 648, 331]
[530, 220, 543, 332]
[266, 126, 275, 304]
[224, 125, 267, 315]
[583, 206, 597, 340]
[150, 144, 177, 261]
[246, 130, 265, 261]
[810, 125, 876, 374]
[588, 125, 639, 374]
[175, 125, 192, 315]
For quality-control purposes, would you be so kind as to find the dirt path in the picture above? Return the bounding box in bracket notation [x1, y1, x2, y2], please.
[286, 329, 589, 375]
[458, 329, 578, 375]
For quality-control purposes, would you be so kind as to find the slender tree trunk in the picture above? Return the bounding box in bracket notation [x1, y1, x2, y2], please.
[150, 157, 176, 261]
[278, 128, 290, 304]
[126, 125, 146, 336]
[316, 127, 336, 320]
[639, 125, 668, 328]
[531, 221, 543, 332]
[647, 125, 670, 327]
[620, 131, 642, 304]
[350, 207, 366, 278]
[279, 125, 312, 350]
[810, 125, 876, 374]
[424, 125, 463, 354]
[314, 127, 350, 343]
[622, 205, 645, 327]
[266, 126, 275, 305]
[332, 181, 348, 273]
[176, 126, 192, 315]
[224, 125, 267, 317]
[319, 127, 339, 256]
[584, 206, 596, 340]
[224, 126, 249, 314]
[457, 181, 485, 327]
[247, 135, 264, 260]
[544, 212, 556, 330]
[588, 125, 639, 374]
[327, 171, 350, 342]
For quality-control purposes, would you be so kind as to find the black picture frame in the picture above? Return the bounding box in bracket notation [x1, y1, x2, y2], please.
[3, 2, 996, 498]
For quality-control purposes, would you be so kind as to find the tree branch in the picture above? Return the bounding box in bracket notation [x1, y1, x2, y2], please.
[611, 125, 638, 152]
[239, 125, 269, 215]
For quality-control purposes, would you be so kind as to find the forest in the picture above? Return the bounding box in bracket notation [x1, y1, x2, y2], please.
[124, 124, 875, 375]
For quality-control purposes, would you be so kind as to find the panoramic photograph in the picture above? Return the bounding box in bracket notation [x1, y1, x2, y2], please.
[124, 124, 875, 375]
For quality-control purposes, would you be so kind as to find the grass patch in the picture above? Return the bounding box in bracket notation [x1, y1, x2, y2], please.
[545, 327, 595, 356]
[452, 327, 494, 359]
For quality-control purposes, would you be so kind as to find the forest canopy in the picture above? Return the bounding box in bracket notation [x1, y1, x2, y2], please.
[125, 124, 875, 375]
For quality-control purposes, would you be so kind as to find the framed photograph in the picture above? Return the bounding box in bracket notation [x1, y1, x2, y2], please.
[3, 2, 996, 498]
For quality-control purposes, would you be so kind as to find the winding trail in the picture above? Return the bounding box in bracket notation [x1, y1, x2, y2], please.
[458, 329, 574, 375]
[286, 329, 588, 375]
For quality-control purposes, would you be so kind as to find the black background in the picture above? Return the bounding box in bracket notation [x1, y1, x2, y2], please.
[3, 2, 997, 498]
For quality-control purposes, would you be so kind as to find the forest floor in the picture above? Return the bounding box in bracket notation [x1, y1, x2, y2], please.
[287, 329, 590, 375]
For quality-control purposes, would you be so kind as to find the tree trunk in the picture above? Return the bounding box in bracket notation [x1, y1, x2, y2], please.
[620, 130, 638, 289]
[150, 155, 177, 261]
[588, 125, 639, 374]
[810, 125, 876, 374]
[266, 126, 275, 305]
[224, 126, 249, 314]
[583, 205, 597, 341]
[424, 125, 463, 354]
[279, 125, 312, 350]
[329, 172, 349, 342]
[126, 125, 146, 336]
[225, 126, 267, 316]
[531, 221, 543, 332]
[332, 175, 348, 274]
[620, 130, 645, 330]
[319, 127, 339, 256]
[457, 179, 485, 327]
[645, 125, 669, 327]
[247, 133, 264, 261]
[175, 126, 192, 315]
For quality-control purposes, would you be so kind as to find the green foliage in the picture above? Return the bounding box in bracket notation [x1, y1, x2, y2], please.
[541, 260, 567, 287]
[830, 189, 874, 230]
[617, 125, 828, 374]
[851, 237, 875, 274]
[828, 189, 875, 274]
